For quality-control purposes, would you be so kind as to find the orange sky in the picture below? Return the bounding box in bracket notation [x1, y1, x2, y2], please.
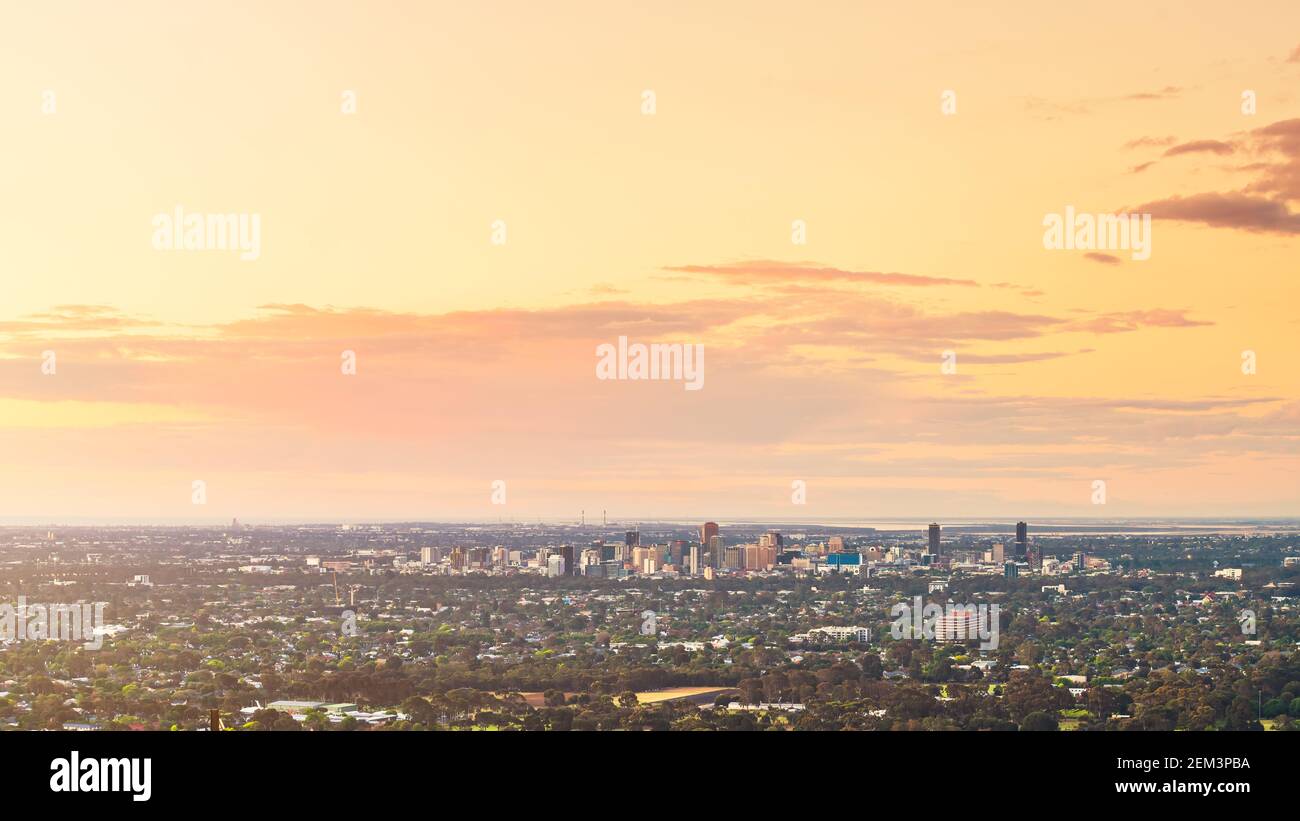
[0, 1, 1297, 521]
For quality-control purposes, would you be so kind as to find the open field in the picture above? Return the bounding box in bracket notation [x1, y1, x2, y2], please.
[635, 687, 735, 705]
[517, 687, 734, 708]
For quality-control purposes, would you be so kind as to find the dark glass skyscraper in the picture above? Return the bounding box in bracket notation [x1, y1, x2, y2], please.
[1016, 521, 1027, 558]
[928, 523, 941, 556]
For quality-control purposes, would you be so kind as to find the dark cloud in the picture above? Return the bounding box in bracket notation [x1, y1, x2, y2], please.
[1129, 119, 1300, 233]
[1135, 192, 1300, 234]
[1083, 252, 1122, 265]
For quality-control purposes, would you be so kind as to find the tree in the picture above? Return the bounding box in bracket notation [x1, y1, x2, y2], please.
[1004, 671, 1068, 722]
[859, 654, 883, 680]
[1020, 711, 1058, 731]
[401, 696, 435, 726]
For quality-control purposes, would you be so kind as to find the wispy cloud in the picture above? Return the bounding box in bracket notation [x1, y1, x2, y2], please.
[1163, 139, 1235, 157]
[663, 260, 979, 288]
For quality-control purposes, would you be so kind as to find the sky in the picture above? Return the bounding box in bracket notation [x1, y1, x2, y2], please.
[0, 1, 1298, 522]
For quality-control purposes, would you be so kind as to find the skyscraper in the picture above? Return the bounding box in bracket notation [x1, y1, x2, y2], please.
[700, 521, 719, 545]
[928, 523, 941, 556]
[1015, 521, 1028, 558]
[669, 539, 687, 566]
[723, 545, 743, 571]
[708, 534, 725, 568]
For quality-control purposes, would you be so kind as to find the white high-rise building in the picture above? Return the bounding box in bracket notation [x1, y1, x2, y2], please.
[546, 555, 566, 578]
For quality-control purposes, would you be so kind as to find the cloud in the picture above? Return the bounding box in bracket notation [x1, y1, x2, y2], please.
[1135, 192, 1300, 234]
[898, 350, 1089, 365]
[663, 260, 979, 288]
[1124, 136, 1177, 149]
[1083, 252, 1122, 265]
[1241, 118, 1300, 200]
[1122, 86, 1182, 101]
[1025, 88, 1181, 121]
[0, 284, 1265, 518]
[1067, 309, 1213, 334]
[0, 305, 157, 336]
[1163, 139, 1235, 157]
[1128, 119, 1300, 234]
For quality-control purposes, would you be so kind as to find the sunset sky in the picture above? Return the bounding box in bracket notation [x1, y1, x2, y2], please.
[1, 1, 1298, 522]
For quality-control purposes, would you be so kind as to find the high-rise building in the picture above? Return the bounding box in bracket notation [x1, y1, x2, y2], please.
[709, 535, 725, 568]
[992, 543, 1005, 563]
[1015, 521, 1028, 558]
[669, 539, 687, 565]
[928, 523, 941, 556]
[828, 536, 845, 553]
[743, 543, 777, 571]
[420, 546, 435, 565]
[1004, 561, 1018, 579]
[632, 546, 653, 569]
[934, 608, 980, 642]
[546, 555, 566, 578]
[700, 521, 719, 547]
[689, 543, 701, 576]
[723, 545, 743, 570]
[625, 530, 639, 548]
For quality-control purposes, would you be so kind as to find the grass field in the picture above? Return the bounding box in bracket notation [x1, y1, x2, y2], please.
[517, 686, 734, 708]
[634, 687, 734, 705]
